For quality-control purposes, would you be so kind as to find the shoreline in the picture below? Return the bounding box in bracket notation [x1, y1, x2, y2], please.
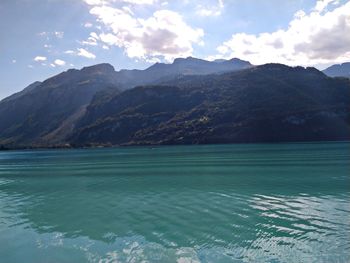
[1, 139, 349, 152]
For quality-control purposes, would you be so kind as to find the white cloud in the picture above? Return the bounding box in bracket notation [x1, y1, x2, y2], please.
[64, 48, 96, 59]
[196, 8, 221, 17]
[34, 56, 47, 62]
[54, 31, 64, 39]
[37, 31, 64, 39]
[84, 0, 106, 5]
[81, 32, 99, 46]
[54, 59, 66, 66]
[196, 0, 224, 17]
[90, 32, 99, 39]
[86, 3, 203, 61]
[314, 0, 339, 13]
[84, 22, 93, 28]
[12, 59, 17, 63]
[123, 0, 156, 4]
[83, 0, 155, 5]
[212, 0, 350, 66]
[81, 39, 98, 46]
[99, 33, 119, 46]
[77, 48, 96, 59]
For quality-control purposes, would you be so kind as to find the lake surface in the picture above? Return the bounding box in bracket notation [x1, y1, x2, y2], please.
[0, 142, 349, 263]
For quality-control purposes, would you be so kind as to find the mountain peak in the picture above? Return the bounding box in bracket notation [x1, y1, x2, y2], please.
[228, 57, 250, 64]
[251, 63, 326, 79]
[323, 62, 350, 78]
[81, 63, 115, 74]
[173, 57, 207, 64]
[213, 59, 226, 63]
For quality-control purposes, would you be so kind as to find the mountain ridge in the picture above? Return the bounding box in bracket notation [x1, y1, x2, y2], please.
[323, 62, 350, 78]
[71, 63, 349, 147]
[0, 59, 349, 149]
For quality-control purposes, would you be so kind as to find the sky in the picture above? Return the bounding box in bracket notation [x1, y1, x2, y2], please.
[0, 0, 349, 99]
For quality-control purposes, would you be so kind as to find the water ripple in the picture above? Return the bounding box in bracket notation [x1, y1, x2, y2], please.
[0, 142, 349, 262]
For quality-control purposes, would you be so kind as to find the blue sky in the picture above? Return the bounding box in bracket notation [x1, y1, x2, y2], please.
[1, 0, 349, 99]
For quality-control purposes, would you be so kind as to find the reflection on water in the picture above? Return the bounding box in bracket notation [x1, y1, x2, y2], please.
[0, 142, 349, 262]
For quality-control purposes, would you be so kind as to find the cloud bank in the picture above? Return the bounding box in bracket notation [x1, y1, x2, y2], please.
[211, 0, 350, 66]
[83, 0, 204, 62]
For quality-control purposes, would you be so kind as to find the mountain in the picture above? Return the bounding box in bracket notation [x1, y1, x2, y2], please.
[114, 57, 252, 89]
[0, 57, 251, 148]
[1, 60, 349, 148]
[323, 62, 350, 78]
[1, 81, 42, 103]
[71, 64, 350, 146]
[0, 63, 120, 147]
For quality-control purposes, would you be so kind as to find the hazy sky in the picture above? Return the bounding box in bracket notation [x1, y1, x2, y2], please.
[1, 0, 349, 99]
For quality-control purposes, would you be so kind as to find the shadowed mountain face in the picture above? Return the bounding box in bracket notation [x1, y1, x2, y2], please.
[0, 57, 252, 148]
[72, 64, 350, 146]
[323, 62, 350, 78]
[1, 81, 42, 103]
[0, 59, 349, 148]
[0, 63, 120, 146]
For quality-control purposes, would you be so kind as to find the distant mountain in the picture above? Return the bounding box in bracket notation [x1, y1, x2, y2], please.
[1, 59, 349, 148]
[323, 62, 350, 78]
[115, 57, 252, 89]
[71, 64, 350, 146]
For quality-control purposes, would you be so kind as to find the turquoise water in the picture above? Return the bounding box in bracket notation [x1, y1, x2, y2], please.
[0, 142, 349, 263]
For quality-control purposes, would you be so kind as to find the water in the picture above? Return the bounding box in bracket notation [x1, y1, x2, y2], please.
[0, 142, 349, 263]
